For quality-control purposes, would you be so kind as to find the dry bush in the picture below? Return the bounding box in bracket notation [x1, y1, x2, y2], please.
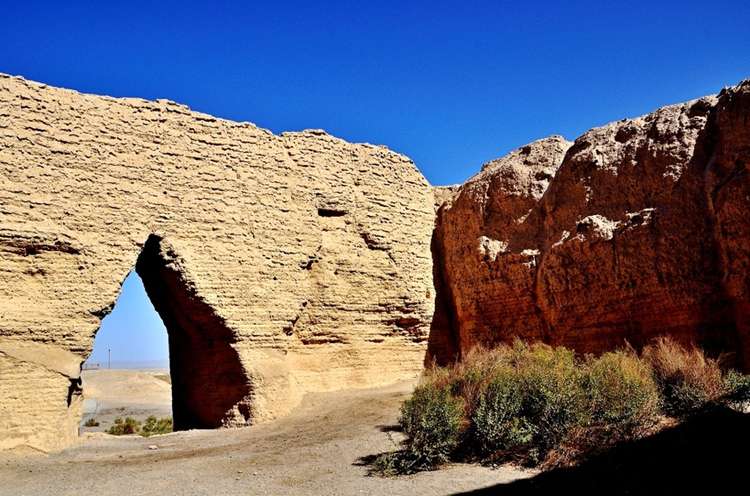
[643, 336, 725, 417]
[444, 344, 511, 416]
[583, 349, 660, 437]
[373, 337, 750, 475]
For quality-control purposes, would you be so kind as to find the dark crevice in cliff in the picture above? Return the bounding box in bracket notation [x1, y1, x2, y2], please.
[136, 234, 251, 430]
[533, 204, 554, 345]
[426, 205, 461, 366]
[317, 208, 347, 217]
[66, 377, 82, 408]
[711, 159, 748, 199]
[531, 146, 579, 346]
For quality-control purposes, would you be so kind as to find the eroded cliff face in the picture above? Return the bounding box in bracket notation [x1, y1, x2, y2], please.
[3, 73, 750, 454]
[0, 74, 436, 452]
[434, 79, 750, 368]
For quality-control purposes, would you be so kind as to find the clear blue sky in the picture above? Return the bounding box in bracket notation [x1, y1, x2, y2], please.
[2, 1, 748, 364]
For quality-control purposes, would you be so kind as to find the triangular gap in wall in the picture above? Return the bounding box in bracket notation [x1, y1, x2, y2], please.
[81, 270, 172, 434]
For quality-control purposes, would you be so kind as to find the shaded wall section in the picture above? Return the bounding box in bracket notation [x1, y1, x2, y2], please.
[136, 234, 251, 430]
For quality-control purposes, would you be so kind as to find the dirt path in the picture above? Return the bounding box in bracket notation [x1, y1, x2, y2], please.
[0, 376, 534, 495]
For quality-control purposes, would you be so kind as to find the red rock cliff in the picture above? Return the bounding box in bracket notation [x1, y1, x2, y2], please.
[433, 79, 750, 368]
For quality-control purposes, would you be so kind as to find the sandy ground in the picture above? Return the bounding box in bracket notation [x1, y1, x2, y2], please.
[79, 369, 173, 434]
[0, 371, 535, 495]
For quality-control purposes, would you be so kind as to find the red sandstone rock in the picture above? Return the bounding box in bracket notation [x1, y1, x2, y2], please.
[434, 79, 750, 368]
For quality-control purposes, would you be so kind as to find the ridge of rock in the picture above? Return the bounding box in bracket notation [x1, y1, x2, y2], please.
[433, 82, 750, 370]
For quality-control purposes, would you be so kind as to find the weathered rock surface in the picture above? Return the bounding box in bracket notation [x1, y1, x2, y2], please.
[3, 72, 750, 454]
[0, 74, 436, 452]
[433, 79, 750, 368]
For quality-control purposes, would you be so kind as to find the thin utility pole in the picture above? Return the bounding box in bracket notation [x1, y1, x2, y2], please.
[108, 349, 111, 369]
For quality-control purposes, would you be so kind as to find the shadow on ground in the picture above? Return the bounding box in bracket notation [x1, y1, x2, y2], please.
[455, 407, 750, 496]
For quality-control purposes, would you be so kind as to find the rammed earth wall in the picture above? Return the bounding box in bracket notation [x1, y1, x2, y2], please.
[0, 74, 436, 452]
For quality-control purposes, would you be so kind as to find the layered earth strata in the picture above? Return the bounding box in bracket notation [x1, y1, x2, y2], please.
[0, 74, 436, 452]
[2, 74, 750, 453]
[432, 79, 750, 370]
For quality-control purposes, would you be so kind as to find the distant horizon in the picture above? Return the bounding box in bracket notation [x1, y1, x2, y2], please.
[82, 358, 170, 371]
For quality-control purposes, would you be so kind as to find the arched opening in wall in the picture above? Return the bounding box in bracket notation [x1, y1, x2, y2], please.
[84, 235, 252, 433]
[82, 271, 172, 433]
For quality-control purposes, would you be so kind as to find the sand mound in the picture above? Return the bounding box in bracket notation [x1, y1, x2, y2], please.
[81, 369, 171, 405]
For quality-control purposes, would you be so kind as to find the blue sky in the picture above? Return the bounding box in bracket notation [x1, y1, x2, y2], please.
[86, 272, 169, 367]
[2, 1, 748, 364]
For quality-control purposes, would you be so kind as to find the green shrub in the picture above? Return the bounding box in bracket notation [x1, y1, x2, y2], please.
[372, 338, 750, 476]
[397, 380, 465, 471]
[583, 350, 660, 437]
[106, 417, 141, 435]
[507, 342, 587, 462]
[371, 450, 401, 477]
[140, 415, 174, 437]
[723, 369, 750, 410]
[83, 418, 100, 427]
[473, 369, 532, 458]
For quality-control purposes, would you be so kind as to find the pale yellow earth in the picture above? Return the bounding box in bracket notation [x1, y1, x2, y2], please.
[79, 369, 173, 434]
[0, 370, 535, 495]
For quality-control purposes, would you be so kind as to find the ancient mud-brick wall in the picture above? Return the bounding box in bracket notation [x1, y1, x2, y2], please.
[433, 79, 750, 368]
[0, 74, 436, 452]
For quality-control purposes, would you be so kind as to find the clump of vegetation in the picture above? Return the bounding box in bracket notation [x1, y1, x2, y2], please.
[724, 369, 750, 411]
[83, 418, 100, 427]
[106, 417, 141, 435]
[545, 349, 661, 467]
[104, 415, 174, 437]
[140, 416, 174, 437]
[469, 342, 590, 465]
[397, 379, 465, 472]
[373, 337, 750, 475]
[583, 349, 660, 436]
[643, 337, 726, 417]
